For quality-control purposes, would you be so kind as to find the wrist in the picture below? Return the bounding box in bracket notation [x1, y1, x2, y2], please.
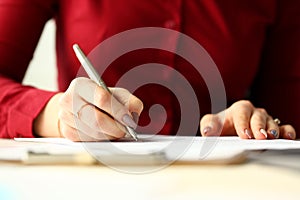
[33, 93, 63, 138]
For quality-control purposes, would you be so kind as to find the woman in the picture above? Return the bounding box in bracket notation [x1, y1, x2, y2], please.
[0, 0, 298, 141]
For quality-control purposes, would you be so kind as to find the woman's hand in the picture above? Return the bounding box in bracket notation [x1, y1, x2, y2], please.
[200, 100, 296, 140]
[34, 77, 143, 141]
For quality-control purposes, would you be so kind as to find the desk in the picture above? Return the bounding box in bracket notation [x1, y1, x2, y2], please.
[0, 140, 299, 200]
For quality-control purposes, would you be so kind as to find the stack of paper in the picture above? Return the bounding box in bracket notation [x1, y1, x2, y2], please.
[1, 136, 299, 166]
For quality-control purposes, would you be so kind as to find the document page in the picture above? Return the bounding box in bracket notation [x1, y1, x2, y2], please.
[11, 136, 300, 165]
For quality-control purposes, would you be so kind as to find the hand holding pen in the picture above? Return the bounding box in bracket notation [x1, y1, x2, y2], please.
[53, 45, 143, 141]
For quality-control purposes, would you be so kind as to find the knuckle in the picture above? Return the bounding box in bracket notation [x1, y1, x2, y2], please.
[118, 87, 129, 94]
[230, 100, 254, 113]
[237, 100, 253, 108]
[71, 77, 88, 85]
[96, 88, 110, 107]
[251, 115, 265, 124]
[69, 78, 81, 89]
[138, 101, 144, 113]
[113, 87, 129, 94]
[69, 77, 92, 93]
[132, 97, 144, 112]
[257, 108, 268, 115]
[69, 79, 77, 88]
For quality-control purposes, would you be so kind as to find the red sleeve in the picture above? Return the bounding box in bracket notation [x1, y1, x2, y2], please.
[251, 0, 300, 135]
[0, 0, 57, 138]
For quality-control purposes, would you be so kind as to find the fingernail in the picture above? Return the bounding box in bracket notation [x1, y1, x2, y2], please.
[270, 129, 278, 139]
[288, 132, 295, 140]
[122, 114, 137, 129]
[132, 112, 139, 124]
[244, 129, 252, 139]
[260, 128, 268, 138]
[203, 126, 212, 136]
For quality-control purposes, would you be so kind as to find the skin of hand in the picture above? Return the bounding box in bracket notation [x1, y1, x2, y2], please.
[200, 100, 296, 140]
[35, 81, 295, 141]
[34, 77, 143, 141]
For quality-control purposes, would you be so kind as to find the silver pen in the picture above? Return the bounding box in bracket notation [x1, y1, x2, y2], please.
[72, 44, 138, 141]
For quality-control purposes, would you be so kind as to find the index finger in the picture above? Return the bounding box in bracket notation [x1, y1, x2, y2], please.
[110, 87, 144, 116]
[230, 101, 254, 139]
[72, 78, 137, 129]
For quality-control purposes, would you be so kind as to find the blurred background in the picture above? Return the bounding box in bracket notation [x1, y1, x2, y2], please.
[22, 20, 57, 91]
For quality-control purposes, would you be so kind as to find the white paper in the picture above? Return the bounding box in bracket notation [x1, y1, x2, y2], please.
[11, 136, 300, 164]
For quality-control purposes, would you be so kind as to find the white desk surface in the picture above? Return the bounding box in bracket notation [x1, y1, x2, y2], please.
[0, 139, 299, 200]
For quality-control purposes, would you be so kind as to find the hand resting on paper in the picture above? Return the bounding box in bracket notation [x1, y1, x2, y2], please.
[200, 100, 296, 140]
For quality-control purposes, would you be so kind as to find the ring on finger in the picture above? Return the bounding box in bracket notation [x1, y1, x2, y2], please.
[274, 118, 281, 125]
[75, 104, 88, 119]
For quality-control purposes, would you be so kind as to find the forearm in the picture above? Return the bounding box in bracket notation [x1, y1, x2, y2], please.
[0, 0, 58, 138]
[0, 76, 57, 138]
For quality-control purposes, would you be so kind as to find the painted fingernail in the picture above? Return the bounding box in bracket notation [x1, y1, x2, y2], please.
[132, 112, 139, 124]
[122, 114, 137, 129]
[288, 132, 295, 140]
[203, 126, 212, 136]
[244, 129, 252, 139]
[260, 128, 268, 138]
[270, 129, 278, 139]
